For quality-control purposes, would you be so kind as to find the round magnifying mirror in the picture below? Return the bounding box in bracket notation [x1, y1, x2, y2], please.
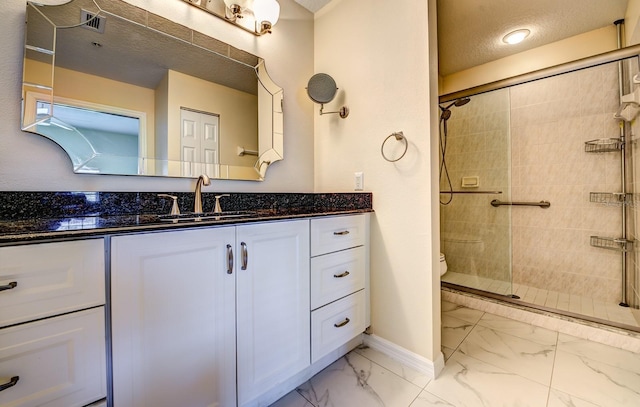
[307, 73, 338, 104]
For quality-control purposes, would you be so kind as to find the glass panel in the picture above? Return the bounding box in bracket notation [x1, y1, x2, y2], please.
[440, 88, 513, 296]
[442, 57, 640, 331]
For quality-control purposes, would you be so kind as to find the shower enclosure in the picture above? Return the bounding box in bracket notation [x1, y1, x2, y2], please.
[439, 50, 640, 332]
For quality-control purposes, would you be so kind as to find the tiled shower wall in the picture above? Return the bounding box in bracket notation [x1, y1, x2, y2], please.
[510, 62, 622, 303]
[442, 61, 632, 303]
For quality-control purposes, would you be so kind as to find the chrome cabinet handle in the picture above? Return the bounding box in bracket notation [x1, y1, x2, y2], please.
[226, 244, 233, 275]
[241, 242, 248, 270]
[0, 282, 17, 292]
[334, 318, 350, 328]
[333, 271, 350, 278]
[0, 376, 19, 392]
[333, 230, 350, 236]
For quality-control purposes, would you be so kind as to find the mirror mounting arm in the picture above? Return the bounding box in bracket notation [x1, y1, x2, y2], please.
[319, 104, 350, 119]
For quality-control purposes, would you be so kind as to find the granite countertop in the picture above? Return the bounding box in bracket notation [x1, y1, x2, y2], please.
[0, 192, 373, 244]
[0, 208, 373, 244]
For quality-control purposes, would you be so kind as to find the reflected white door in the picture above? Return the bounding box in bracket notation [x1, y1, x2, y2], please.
[180, 108, 220, 177]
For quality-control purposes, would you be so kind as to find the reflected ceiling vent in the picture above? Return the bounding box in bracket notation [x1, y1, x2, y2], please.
[81, 9, 106, 34]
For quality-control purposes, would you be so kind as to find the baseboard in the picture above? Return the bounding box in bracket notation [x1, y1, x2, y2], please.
[363, 333, 445, 378]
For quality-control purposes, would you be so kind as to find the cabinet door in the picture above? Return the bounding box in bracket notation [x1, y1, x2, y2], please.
[236, 220, 310, 406]
[111, 227, 236, 407]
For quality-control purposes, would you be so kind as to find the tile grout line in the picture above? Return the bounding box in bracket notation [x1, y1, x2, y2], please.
[353, 346, 430, 393]
[544, 330, 561, 407]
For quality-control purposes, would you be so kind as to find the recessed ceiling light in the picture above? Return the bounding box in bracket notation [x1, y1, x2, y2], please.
[503, 29, 530, 45]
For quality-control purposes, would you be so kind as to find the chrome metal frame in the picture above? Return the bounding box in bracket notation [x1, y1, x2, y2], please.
[440, 44, 640, 103]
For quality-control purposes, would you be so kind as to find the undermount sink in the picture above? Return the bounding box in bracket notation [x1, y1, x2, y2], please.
[158, 211, 258, 222]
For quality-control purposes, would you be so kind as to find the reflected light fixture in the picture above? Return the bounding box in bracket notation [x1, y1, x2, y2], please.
[502, 29, 530, 45]
[184, 0, 280, 36]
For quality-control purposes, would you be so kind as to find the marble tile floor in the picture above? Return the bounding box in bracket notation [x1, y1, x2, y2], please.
[270, 301, 640, 407]
[442, 270, 640, 328]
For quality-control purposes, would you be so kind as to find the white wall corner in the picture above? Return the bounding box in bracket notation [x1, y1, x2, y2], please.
[363, 334, 445, 378]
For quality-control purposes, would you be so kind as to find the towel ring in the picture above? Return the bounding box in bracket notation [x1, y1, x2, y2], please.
[381, 131, 408, 162]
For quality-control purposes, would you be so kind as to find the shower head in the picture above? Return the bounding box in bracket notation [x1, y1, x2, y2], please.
[439, 97, 470, 121]
[454, 97, 470, 107]
[440, 97, 471, 111]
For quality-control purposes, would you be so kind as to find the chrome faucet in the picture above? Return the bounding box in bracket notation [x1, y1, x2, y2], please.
[194, 174, 211, 214]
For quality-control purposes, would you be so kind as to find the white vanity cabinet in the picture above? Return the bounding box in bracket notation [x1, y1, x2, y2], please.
[0, 239, 107, 407]
[236, 220, 310, 407]
[110, 220, 311, 407]
[110, 227, 237, 407]
[101, 213, 367, 406]
[310, 214, 369, 363]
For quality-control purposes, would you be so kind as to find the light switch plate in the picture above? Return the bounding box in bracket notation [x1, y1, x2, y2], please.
[354, 172, 364, 191]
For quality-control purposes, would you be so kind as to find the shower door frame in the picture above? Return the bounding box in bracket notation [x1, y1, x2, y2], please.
[439, 43, 640, 332]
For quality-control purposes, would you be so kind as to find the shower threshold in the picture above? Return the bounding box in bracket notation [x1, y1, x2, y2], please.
[441, 277, 640, 334]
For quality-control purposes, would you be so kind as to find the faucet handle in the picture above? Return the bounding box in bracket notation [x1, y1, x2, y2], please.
[213, 194, 230, 214]
[158, 194, 180, 216]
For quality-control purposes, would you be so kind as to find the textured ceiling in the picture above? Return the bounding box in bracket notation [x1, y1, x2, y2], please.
[437, 0, 629, 76]
[294, 0, 332, 13]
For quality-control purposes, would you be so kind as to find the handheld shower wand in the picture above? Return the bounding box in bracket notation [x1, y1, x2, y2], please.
[439, 97, 470, 205]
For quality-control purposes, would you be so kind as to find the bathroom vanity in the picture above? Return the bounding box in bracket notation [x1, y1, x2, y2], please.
[0, 193, 372, 407]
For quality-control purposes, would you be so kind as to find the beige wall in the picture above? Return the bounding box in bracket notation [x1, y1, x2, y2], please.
[24, 59, 156, 158]
[626, 0, 640, 45]
[314, 0, 442, 365]
[1, 0, 314, 192]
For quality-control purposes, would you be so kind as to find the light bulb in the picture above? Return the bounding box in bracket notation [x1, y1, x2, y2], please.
[502, 29, 530, 45]
[253, 0, 280, 26]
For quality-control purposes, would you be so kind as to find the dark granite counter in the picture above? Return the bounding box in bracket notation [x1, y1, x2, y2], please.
[0, 192, 373, 244]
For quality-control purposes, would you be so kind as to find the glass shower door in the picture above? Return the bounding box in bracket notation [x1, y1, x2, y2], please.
[439, 88, 513, 297]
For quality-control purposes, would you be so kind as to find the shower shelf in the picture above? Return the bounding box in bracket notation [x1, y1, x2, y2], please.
[590, 236, 634, 252]
[589, 192, 633, 206]
[584, 138, 623, 153]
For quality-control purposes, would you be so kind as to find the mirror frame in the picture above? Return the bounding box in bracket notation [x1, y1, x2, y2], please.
[21, 0, 284, 181]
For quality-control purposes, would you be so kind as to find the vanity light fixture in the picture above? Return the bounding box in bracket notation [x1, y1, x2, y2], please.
[184, 0, 280, 36]
[502, 29, 530, 45]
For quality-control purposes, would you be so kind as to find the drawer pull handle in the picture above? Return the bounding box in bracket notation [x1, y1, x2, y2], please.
[333, 271, 350, 278]
[334, 318, 350, 328]
[0, 376, 19, 392]
[226, 245, 233, 275]
[241, 242, 248, 270]
[0, 282, 17, 292]
[333, 230, 350, 236]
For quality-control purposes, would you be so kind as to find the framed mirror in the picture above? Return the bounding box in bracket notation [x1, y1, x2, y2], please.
[21, 0, 284, 180]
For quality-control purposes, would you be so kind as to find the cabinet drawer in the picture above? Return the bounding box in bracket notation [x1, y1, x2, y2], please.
[311, 290, 366, 363]
[0, 307, 106, 407]
[311, 215, 366, 256]
[311, 246, 365, 310]
[0, 239, 105, 327]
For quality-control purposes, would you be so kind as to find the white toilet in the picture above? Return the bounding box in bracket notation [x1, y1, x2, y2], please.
[440, 252, 448, 276]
